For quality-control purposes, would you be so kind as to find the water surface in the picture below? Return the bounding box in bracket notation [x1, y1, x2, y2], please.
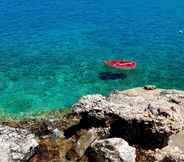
[0, 0, 184, 114]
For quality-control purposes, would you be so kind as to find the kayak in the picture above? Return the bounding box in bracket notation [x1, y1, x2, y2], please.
[104, 60, 136, 69]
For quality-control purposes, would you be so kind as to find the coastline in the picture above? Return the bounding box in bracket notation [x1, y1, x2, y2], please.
[0, 85, 184, 161]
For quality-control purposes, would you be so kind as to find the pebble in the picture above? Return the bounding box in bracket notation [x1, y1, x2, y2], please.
[144, 85, 157, 90]
[52, 128, 64, 138]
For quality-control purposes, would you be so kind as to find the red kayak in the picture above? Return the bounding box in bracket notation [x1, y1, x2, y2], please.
[104, 60, 136, 69]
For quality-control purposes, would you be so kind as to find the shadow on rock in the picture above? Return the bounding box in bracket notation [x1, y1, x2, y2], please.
[98, 72, 127, 80]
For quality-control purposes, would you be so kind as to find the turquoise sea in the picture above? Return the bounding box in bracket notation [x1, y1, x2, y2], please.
[0, 0, 184, 115]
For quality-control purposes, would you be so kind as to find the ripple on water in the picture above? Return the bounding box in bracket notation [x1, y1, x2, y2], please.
[0, 0, 184, 115]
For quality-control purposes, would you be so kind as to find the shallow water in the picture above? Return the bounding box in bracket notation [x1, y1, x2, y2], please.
[0, 0, 184, 114]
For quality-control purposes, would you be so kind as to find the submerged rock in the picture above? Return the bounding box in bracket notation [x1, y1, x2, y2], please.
[0, 125, 38, 162]
[88, 138, 136, 162]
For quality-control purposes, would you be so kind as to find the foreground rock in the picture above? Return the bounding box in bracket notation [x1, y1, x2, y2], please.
[88, 138, 136, 162]
[29, 128, 101, 162]
[67, 128, 99, 161]
[136, 145, 184, 162]
[73, 87, 184, 149]
[2, 86, 184, 162]
[0, 125, 38, 162]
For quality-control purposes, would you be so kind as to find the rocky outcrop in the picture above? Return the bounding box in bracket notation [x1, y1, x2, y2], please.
[1, 86, 184, 162]
[0, 125, 38, 162]
[66, 128, 99, 161]
[88, 138, 136, 162]
[72, 87, 184, 149]
[155, 146, 184, 161]
[31, 86, 184, 162]
[136, 145, 184, 162]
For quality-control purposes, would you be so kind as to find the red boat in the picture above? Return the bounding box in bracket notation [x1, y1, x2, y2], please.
[104, 60, 136, 69]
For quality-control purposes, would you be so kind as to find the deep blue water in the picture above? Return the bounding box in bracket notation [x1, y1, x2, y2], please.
[0, 0, 184, 114]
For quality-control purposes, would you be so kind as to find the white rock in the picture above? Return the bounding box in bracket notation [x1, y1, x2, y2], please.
[52, 128, 64, 138]
[90, 138, 136, 162]
[0, 125, 38, 162]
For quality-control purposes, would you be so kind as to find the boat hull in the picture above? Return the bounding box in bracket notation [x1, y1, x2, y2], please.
[104, 60, 136, 69]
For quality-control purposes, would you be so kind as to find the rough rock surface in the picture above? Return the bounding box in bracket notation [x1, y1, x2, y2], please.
[136, 145, 184, 162]
[67, 128, 99, 161]
[73, 87, 184, 149]
[169, 132, 184, 152]
[155, 146, 184, 161]
[0, 125, 38, 162]
[29, 128, 101, 162]
[88, 138, 136, 162]
[4, 86, 184, 162]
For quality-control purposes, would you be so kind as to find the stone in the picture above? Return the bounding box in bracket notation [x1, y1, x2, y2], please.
[169, 132, 184, 153]
[157, 146, 184, 162]
[66, 128, 99, 161]
[72, 87, 184, 149]
[11, 86, 184, 162]
[52, 128, 64, 138]
[88, 138, 136, 162]
[137, 146, 184, 162]
[169, 98, 181, 104]
[144, 85, 157, 90]
[29, 136, 75, 162]
[0, 125, 38, 162]
[29, 128, 99, 162]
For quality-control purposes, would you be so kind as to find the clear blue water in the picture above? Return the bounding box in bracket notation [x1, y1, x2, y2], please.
[0, 0, 184, 114]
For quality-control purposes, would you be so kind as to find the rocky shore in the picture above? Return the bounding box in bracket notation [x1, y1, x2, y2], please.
[0, 85, 184, 162]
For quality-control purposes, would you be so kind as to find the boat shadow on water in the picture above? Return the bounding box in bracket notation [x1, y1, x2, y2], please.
[98, 72, 127, 81]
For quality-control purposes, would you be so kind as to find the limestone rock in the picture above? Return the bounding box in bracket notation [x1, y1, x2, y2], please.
[12, 86, 184, 162]
[88, 138, 136, 162]
[29, 137, 74, 162]
[52, 128, 64, 138]
[144, 85, 157, 90]
[156, 146, 184, 162]
[30, 128, 100, 162]
[67, 128, 99, 161]
[169, 132, 184, 153]
[136, 146, 184, 162]
[72, 87, 184, 149]
[0, 125, 38, 162]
